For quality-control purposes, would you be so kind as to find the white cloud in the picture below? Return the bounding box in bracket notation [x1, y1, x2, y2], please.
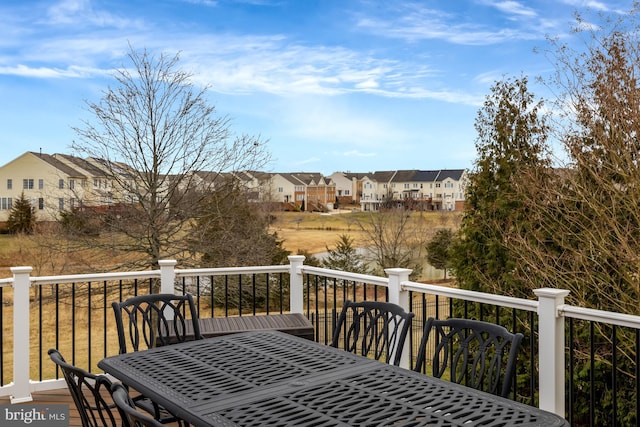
[481, 1, 537, 18]
[181, 0, 218, 6]
[0, 64, 104, 78]
[340, 150, 376, 158]
[355, 4, 544, 45]
[560, 0, 614, 12]
[46, 0, 144, 29]
[293, 157, 321, 166]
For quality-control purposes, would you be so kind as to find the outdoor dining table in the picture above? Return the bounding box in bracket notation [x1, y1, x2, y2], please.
[98, 330, 570, 427]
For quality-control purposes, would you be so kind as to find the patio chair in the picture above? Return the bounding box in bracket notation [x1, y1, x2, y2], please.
[331, 300, 415, 366]
[112, 293, 203, 354]
[48, 348, 120, 427]
[112, 293, 201, 425]
[414, 317, 524, 398]
[109, 382, 165, 427]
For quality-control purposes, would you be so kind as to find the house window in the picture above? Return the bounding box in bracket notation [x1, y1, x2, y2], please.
[38, 198, 44, 210]
[59, 179, 64, 189]
[70, 198, 75, 209]
[7, 179, 12, 190]
[58, 198, 64, 210]
[278, 187, 283, 193]
[38, 179, 44, 190]
[345, 190, 350, 196]
[23, 179, 34, 190]
[435, 183, 441, 188]
[69, 179, 75, 190]
[94, 178, 98, 187]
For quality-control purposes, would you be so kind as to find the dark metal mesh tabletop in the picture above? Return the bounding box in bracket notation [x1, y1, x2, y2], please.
[98, 331, 569, 427]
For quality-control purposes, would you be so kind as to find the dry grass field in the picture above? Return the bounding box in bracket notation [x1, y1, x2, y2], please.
[270, 210, 461, 255]
[0, 210, 460, 384]
[0, 210, 461, 277]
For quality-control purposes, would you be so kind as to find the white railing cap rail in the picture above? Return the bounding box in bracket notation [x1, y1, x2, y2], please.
[559, 304, 640, 330]
[402, 280, 539, 313]
[175, 265, 289, 277]
[298, 265, 390, 287]
[29, 270, 161, 286]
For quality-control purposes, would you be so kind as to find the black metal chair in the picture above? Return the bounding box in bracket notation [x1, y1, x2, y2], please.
[48, 349, 121, 427]
[331, 300, 415, 366]
[112, 293, 201, 425]
[112, 293, 203, 354]
[414, 317, 524, 398]
[109, 382, 165, 427]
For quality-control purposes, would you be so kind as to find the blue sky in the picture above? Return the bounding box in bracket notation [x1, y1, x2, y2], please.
[0, 0, 633, 175]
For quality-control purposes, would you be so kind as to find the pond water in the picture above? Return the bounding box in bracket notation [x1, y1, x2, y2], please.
[313, 248, 446, 281]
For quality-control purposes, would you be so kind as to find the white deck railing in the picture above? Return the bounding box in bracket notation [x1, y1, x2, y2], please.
[3, 255, 640, 421]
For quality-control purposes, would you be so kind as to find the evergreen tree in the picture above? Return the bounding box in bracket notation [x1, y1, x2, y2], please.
[425, 228, 453, 279]
[192, 181, 289, 267]
[450, 76, 550, 296]
[7, 192, 35, 234]
[322, 234, 369, 274]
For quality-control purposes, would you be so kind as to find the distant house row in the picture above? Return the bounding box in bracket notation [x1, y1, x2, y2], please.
[0, 151, 467, 223]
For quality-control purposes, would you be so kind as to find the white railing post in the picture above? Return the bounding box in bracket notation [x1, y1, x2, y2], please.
[11, 266, 33, 403]
[159, 260, 177, 294]
[288, 255, 305, 314]
[385, 268, 413, 369]
[534, 288, 570, 416]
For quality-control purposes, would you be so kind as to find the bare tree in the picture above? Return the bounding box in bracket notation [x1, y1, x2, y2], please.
[507, 8, 640, 314]
[71, 46, 270, 270]
[357, 208, 431, 279]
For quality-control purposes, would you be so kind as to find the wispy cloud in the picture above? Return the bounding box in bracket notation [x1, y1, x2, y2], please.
[181, 34, 451, 101]
[180, 0, 218, 6]
[560, 0, 616, 12]
[0, 64, 107, 78]
[340, 150, 376, 158]
[355, 3, 545, 45]
[47, 0, 144, 29]
[293, 157, 321, 166]
[480, 1, 537, 18]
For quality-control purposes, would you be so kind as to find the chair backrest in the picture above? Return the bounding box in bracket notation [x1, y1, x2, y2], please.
[109, 383, 164, 427]
[331, 300, 415, 366]
[414, 318, 524, 398]
[112, 293, 203, 353]
[48, 349, 120, 427]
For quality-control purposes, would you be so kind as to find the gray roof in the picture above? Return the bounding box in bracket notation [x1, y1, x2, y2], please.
[413, 170, 440, 181]
[30, 152, 86, 178]
[390, 170, 418, 182]
[369, 171, 397, 182]
[54, 153, 108, 177]
[434, 169, 465, 181]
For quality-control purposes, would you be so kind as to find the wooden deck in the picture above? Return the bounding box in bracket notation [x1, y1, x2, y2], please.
[0, 388, 183, 426]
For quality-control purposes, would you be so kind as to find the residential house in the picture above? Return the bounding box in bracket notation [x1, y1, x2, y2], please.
[328, 172, 368, 207]
[0, 151, 465, 225]
[0, 151, 142, 224]
[0, 151, 89, 222]
[268, 172, 336, 212]
[359, 169, 467, 211]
